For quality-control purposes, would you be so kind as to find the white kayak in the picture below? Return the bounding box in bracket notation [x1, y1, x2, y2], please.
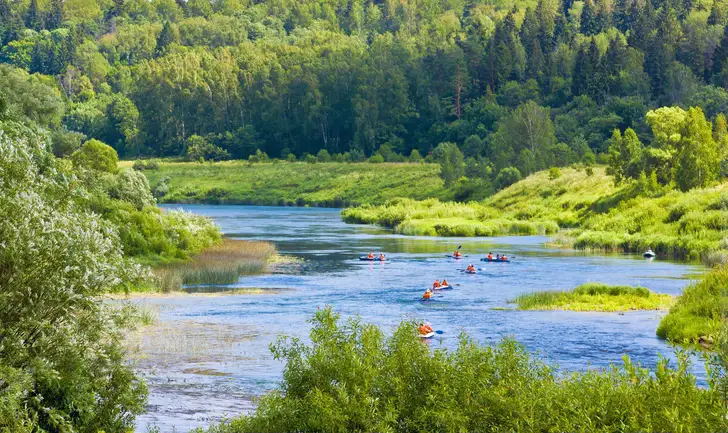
[433, 284, 453, 290]
[418, 332, 435, 339]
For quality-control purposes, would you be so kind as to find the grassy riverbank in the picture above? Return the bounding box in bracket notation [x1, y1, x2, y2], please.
[343, 167, 728, 259]
[126, 161, 451, 207]
[511, 283, 674, 312]
[657, 266, 728, 344]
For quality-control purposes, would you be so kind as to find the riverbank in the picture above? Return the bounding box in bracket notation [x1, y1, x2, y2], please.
[342, 167, 728, 260]
[125, 160, 452, 207]
[510, 283, 674, 312]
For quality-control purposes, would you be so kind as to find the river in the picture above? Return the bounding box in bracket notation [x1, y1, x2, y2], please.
[134, 205, 703, 432]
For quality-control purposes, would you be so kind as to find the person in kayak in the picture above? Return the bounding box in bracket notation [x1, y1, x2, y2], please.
[487, 252, 493, 260]
[432, 279, 440, 289]
[418, 323, 433, 335]
[441, 279, 449, 287]
[466, 264, 476, 272]
[496, 254, 501, 260]
[379, 253, 386, 260]
[422, 289, 432, 300]
[368, 252, 374, 259]
[501, 254, 508, 261]
[453, 250, 462, 258]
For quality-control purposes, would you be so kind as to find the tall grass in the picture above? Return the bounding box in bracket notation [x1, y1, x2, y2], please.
[511, 283, 673, 312]
[152, 239, 276, 291]
[657, 265, 728, 343]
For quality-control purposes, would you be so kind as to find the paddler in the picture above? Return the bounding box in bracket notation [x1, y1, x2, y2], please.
[466, 264, 475, 272]
[379, 253, 385, 260]
[441, 279, 449, 287]
[368, 252, 374, 259]
[453, 250, 462, 258]
[422, 288, 432, 300]
[487, 252, 493, 260]
[432, 279, 440, 289]
[418, 322, 433, 335]
[501, 254, 508, 261]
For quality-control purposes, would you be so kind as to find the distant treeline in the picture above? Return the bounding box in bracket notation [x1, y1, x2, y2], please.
[1, 0, 728, 186]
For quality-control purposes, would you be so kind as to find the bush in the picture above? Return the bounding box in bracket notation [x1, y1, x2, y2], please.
[286, 153, 297, 162]
[111, 170, 156, 210]
[71, 139, 118, 173]
[317, 149, 331, 162]
[548, 166, 562, 180]
[186, 135, 230, 162]
[409, 149, 423, 162]
[133, 159, 159, 171]
[368, 153, 385, 163]
[207, 308, 727, 433]
[304, 153, 317, 163]
[495, 166, 521, 189]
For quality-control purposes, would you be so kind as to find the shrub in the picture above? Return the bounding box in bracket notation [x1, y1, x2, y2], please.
[287, 153, 297, 162]
[495, 166, 521, 189]
[111, 170, 156, 210]
[207, 308, 727, 433]
[317, 149, 331, 162]
[548, 166, 562, 180]
[409, 149, 422, 162]
[71, 139, 118, 172]
[186, 135, 230, 162]
[368, 153, 385, 163]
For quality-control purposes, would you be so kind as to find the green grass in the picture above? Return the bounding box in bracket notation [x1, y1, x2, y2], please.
[343, 167, 728, 259]
[657, 265, 728, 343]
[510, 283, 674, 312]
[151, 239, 276, 292]
[124, 160, 452, 207]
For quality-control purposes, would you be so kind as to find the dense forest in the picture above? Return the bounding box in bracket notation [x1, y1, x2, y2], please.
[1, 0, 727, 188]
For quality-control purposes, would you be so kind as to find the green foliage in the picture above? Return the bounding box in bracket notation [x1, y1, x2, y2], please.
[657, 266, 728, 342]
[186, 134, 230, 162]
[512, 283, 673, 312]
[495, 166, 521, 189]
[72, 138, 118, 172]
[111, 169, 155, 210]
[548, 166, 562, 180]
[203, 307, 727, 433]
[433, 142, 465, 186]
[0, 131, 147, 431]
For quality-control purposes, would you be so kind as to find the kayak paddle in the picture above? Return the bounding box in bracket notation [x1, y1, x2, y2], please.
[435, 330, 444, 335]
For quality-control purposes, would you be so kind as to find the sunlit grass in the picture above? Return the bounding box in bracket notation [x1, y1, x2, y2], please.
[510, 283, 674, 312]
[140, 161, 452, 206]
[343, 167, 728, 259]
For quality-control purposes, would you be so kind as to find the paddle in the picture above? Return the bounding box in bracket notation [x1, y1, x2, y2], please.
[435, 330, 444, 335]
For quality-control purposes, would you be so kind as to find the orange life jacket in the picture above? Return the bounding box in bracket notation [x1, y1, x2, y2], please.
[368, 253, 374, 258]
[423, 291, 432, 299]
[442, 280, 448, 286]
[433, 280, 440, 288]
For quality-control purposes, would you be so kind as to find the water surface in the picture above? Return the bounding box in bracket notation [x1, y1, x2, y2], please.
[135, 205, 703, 431]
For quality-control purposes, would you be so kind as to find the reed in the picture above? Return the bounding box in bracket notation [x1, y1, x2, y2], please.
[511, 283, 673, 312]
[152, 239, 276, 291]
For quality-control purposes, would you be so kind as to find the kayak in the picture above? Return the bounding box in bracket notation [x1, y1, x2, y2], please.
[433, 284, 453, 290]
[360, 256, 385, 261]
[643, 251, 656, 258]
[480, 258, 510, 263]
[447, 255, 464, 259]
[418, 332, 436, 339]
[465, 270, 476, 274]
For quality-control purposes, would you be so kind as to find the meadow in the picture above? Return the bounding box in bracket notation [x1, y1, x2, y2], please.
[125, 160, 452, 207]
[510, 283, 674, 312]
[342, 167, 728, 260]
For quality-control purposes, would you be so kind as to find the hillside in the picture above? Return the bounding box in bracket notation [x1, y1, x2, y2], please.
[132, 161, 452, 207]
[342, 167, 728, 259]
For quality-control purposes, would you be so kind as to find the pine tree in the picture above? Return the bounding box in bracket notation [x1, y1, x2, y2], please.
[711, 24, 728, 86]
[156, 21, 180, 56]
[47, 0, 63, 29]
[628, 0, 656, 50]
[708, 1, 725, 26]
[613, 0, 630, 32]
[580, 0, 598, 35]
[25, 0, 43, 30]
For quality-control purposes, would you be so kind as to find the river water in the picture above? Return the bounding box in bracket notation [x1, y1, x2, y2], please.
[134, 205, 703, 432]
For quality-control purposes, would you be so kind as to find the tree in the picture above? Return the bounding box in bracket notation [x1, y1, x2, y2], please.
[0, 132, 147, 431]
[495, 166, 521, 189]
[186, 134, 229, 161]
[112, 170, 156, 210]
[607, 128, 643, 184]
[409, 149, 422, 162]
[675, 107, 720, 190]
[490, 101, 556, 175]
[71, 139, 118, 172]
[156, 21, 180, 56]
[433, 142, 465, 186]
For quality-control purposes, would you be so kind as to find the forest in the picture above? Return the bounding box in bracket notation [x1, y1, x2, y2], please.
[1, 0, 727, 191]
